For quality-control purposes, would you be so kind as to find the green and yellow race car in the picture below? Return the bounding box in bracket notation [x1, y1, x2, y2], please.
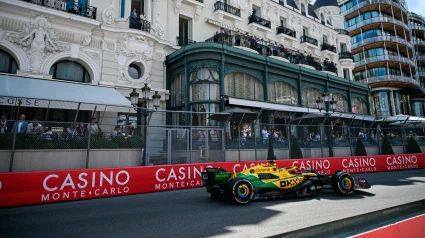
[201, 160, 371, 204]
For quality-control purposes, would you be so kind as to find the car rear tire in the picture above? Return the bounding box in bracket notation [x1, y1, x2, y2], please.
[225, 178, 253, 204]
[331, 171, 355, 195]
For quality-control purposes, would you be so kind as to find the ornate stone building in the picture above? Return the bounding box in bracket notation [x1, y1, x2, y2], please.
[0, 0, 177, 126]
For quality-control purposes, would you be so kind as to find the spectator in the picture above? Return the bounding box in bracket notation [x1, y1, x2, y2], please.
[129, 8, 138, 29]
[13, 114, 28, 134]
[66, 124, 77, 138]
[42, 127, 53, 140]
[140, 12, 146, 20]
[77, 122, 87, 137]
[88, 118, 100, 134]
[315, 132, 321, 142]
[27, 119, 44, 135]
[111, 125, 121, 137]
[126, 122, 135, 137]
[261, 126, 269, 145]
[0, 114, 11, 134]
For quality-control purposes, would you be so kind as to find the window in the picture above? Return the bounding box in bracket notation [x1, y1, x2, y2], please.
[280, 17, 286, 27]
[332, 93, 349, 112]
[128, 63, 142, 79]
[302, 88, 322, 108]
[268, 81, 298, 105]
[171, 74, 186, 107]
[225, 73, 264, 100]
[178, 15, 192, 45]
[190, 67, 219, 101]
[49, 61, 90, 83]
[353, 98, 368, 115]
[0, 49, 18, 74]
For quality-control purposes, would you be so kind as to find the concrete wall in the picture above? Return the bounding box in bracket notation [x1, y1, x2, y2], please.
[0, 149, 143, 172]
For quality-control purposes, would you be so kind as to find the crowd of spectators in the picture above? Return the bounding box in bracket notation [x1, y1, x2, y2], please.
[210, 29, 338, 73]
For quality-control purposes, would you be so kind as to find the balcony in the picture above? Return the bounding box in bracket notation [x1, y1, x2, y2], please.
[335, 29, 349, 35]
[130, 19, 151, 33]
[248, 15, 271, 29]
[176, 37, 196, 46]
[354, 55, 415, 68]
[360, 75, 419, 86]
[21, 0, 97, 20]
[214, 1, 240, 17]
[346, 16, 409, 33]
[416, 55, 425, 62]
[419, 72, 425, 77]
[321, 43, 336, 53]
[300, 35, 318, 47]
[341, 0, 407, 17]
[351, 35, 413, 50]
[339, 52, 353, 60]
[276, 26, 296, 38]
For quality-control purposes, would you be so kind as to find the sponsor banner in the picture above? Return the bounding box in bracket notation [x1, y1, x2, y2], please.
[0, 154, 424, 208]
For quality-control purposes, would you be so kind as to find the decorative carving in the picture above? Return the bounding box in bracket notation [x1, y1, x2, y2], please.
[195, 6, 203, 21]
[261, 0, 271, 20]
[102, 0, 115, 26]
[153, 0, 159, 8]
[151, 12, 165, 39]
[234, 19, 241, 28]
[216, 13, 224, 22]
[81, 50, 100, 65]
[174, 0, 183, 14]
[3, 16, 68, 74]
[115, 34, 156, 83]
[81, 35, 92, 46]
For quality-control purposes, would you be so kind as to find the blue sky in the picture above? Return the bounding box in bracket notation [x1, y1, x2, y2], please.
[406, 0, 425, 17]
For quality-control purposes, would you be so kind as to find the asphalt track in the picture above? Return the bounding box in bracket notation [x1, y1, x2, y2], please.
[1, 169, 424, 238]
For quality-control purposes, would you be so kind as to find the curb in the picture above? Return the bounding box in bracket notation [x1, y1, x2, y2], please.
[267, 199, 425, 238]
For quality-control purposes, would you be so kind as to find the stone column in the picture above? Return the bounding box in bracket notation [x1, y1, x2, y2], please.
[394, 90, 400, 115]
[390, 90, 396, 116]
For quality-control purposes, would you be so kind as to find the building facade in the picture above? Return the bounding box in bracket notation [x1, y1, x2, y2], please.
[337, 0, 425, 117]
[0, 0, 176, 128]
[409, 12, 425, 116]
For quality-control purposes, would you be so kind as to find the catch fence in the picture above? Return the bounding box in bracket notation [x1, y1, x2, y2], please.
[1, 109, 425, 172]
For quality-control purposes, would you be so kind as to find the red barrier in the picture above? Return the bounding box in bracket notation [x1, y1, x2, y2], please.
[0, 154, 424, 208]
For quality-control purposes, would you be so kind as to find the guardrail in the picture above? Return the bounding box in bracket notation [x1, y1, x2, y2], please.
[21, 0, 97, 19]
[301, 35, 318, 46]
[214, 1, 241, 17]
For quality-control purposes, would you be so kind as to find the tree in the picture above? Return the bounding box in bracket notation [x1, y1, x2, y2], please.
[406, 137, 422, 154]
[355, 138, 367, 156]
[267, 137, 276, 161]
[381, 136, 394, 155]
[290, 136, 303, 159]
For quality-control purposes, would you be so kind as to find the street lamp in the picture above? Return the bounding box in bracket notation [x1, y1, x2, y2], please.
[129, 83, 161, 165]
[316, 93, 338, 157]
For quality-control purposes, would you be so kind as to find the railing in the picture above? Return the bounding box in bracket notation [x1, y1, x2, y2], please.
[176, 37, 197, 46]
[346, 16, 409, 33]
[321, 43, 336, 53]
[413, 39, 425, 45]
[355, 55, 415, 68]
[339, 52, 353, 60]
[301, 11, 306, 16]
[416, 55, 425, 62]
[134, 19, 150, 33]
[22, 0, 97, 20]
[351, 35, 413, 50]
[248, 15, 271, 28]
[205, 33, 233, 45]
[300, 35, 318, 46]
[276, 26, 296, 38]
[335, 29, 349, 35]
[341, 0, 407, 17]
[322, 61, 338, 74]
[419, 72, 425, 77]
[214, 1, 241, 17]
[411, 25, 425, 31]
[360, 75, 419, 86]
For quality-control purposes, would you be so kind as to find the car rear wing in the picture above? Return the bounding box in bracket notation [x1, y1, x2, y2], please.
[201, 167, 231, 187]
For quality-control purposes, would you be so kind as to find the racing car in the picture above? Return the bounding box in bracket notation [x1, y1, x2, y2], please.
[201, 160, 371, 204]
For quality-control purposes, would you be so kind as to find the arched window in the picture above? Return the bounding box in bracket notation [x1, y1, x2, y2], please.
[353, 98, 368, 114]
[225, 73, 264, 100]
[302, 88, 322, 108]
[268, 81, 298, 105]
[332, 93, 349, 112]
[301, 3, 306, 15]
[171, 74, 185, 107]
[0, 49, 18, 74]
[49, 61, 91, 83]
[321, 13, 325, 23]
[190, 67, 219, 101]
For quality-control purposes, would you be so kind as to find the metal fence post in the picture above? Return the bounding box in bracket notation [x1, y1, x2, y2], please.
[86, 128, 91, 169]
[9, 99, 22, 172]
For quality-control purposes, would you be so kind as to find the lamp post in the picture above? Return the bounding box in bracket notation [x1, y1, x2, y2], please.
[316, 93, 337, 157]
[130, 83, 161, 165]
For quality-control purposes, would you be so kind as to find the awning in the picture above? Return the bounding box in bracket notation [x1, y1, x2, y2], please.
[0, 74, 132, 112]
[228, 97, 375, 121]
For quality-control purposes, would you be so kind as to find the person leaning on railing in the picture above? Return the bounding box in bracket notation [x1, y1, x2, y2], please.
[0, 114, 12, 134]
[27, 119, 44, 135]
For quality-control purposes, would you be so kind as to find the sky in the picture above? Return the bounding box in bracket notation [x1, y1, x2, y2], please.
[406, 0, 425, 17]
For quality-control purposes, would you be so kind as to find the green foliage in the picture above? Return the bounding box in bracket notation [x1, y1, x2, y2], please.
[290, 137, 303, 159]
[355, 138, 367, 156]
[406, 137, 422, 154]
[381, 136, 394, 155]
[267, 138, 276, 161]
